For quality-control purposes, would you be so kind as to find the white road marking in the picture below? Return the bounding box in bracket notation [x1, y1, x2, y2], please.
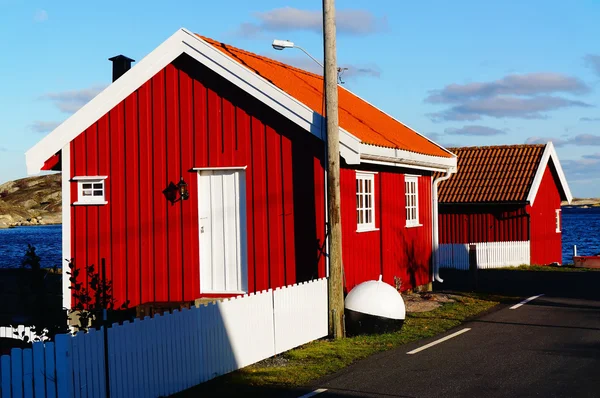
[407, 328, 471, 355]
[510, 294, 544, 310]
[298, 388, 328, 398]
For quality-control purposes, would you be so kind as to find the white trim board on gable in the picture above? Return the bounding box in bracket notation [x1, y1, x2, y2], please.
[25, 28, 455, 175]
[526, 142, 573, 205]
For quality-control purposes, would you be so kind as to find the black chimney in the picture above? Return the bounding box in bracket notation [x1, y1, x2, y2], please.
[109, 55, 135, 82]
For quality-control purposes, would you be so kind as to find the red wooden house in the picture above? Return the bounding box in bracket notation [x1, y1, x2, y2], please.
[437, 143, 572, 267]
[26, 29, 456, 310]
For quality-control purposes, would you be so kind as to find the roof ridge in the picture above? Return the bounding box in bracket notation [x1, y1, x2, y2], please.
[195, 34, 325, 80]
[448, 143, 546, 151]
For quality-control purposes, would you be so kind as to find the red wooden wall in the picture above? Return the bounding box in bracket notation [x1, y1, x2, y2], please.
[340, 167, 433, 292]
[528, 163, 562, 265]
[69, 54, 326, 308]
[438, 205, 529, 244]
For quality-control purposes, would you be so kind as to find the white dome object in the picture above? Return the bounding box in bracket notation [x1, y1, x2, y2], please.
[345, 277, 405, 320]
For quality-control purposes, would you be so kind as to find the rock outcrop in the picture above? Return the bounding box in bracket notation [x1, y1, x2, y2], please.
[0, 174, 61, 229]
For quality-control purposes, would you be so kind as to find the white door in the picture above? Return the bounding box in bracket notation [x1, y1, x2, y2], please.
[198, 169, 247, 293]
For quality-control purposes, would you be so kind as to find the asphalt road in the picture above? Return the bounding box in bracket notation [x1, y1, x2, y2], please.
[310, 295, 600, 398]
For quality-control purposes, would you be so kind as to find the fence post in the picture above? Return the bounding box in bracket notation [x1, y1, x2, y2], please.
[469, 244, 478, 291]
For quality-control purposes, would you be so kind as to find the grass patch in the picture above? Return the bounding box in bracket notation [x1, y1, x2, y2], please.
[496, 264, 600, 272]
[176, 293, 499, 395]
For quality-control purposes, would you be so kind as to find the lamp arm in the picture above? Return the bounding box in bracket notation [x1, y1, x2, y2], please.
[293, 46, 324, 69]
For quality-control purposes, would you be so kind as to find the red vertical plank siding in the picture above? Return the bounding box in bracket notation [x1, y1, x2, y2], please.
[313, 156, 326, 279]
[178, 68, 200, 300]
[124, 93, 141, 305]
[251, 118, 269, 291]
[152, 70, 168, 303]
[266, 126, 285, 288]
[237, 108, 255, 292]
[281, 135, 296, 285]
[108, 102, 127, 307]
[193, 79, 208, 168]
[341, 169, 433, 293]
[439, 205, 528, 244]
[68, 59, 339, 307]
[137, 82, 155, 305]
[207, 89, 223, 167]
[529, 164, 562, 265]
[97, 115, 112, 293]
[70, 141, 78, 304]
[85, 125, 99, 291]
[165, 64, 183, 302]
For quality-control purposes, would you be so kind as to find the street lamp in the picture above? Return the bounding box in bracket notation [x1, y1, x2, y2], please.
[272, 39, 324, 69]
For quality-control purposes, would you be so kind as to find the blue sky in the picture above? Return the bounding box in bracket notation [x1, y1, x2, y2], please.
[1, 0, 600, 197]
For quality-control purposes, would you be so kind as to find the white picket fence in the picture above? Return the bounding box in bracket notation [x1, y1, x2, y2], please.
[0, 278, 328, 398]
[0, 326, 47, 342]
[439, 241, 530, 270]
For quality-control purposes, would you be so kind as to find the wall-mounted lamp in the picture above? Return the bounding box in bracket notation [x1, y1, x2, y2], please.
[177, 177, 189, 201]
[163, 177, 190, 204]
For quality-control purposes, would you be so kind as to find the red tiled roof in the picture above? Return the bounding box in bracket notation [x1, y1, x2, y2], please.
[438, 144, 546, 203]
[197, 35, 451, 158]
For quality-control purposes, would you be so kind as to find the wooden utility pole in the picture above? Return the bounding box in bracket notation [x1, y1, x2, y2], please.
[323, 0, 345, 339]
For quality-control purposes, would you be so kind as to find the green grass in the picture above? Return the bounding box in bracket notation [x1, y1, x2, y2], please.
[176, 294, 499, 395]
[496, 264, 600, 272]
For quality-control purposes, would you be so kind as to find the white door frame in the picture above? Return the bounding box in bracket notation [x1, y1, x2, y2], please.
[195, 166, 248, 294]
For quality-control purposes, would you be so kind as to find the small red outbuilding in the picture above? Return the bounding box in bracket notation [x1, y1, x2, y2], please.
[437, 143, 572, 267]
[26, 29, 457, 310]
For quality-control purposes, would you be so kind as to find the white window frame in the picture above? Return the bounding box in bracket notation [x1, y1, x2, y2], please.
[555, 209, 561, 233]
[356, 171, 377, 232]
[73, 176, 108, 205]
[405, 175, 420, 227]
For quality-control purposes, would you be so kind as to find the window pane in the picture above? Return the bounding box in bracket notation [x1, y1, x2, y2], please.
[366, 210, 371, 223]
[359, 194, 363, 208]
[82, 191, 92, 196]
[82, 183, 92, 189]
[359, 210, 364, 224]
[93, 183, 102, 189]
[93, 190, 103, 196]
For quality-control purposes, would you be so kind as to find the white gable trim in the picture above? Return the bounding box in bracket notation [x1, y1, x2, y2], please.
[26, 28, 450, 174]
[526, 142, 573, 205]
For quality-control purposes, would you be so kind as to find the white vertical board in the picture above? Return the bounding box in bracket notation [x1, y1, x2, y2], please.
[274, 278, 328, 354]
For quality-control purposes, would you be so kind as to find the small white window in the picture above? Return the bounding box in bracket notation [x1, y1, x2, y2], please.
[356, 172, 376, 232]
[555, 209, 561, 233]
[405, 176, 420, 227]
[73, 176, 108, 205]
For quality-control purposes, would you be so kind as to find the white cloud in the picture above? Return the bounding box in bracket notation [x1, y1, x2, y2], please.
[426, 72, 592, 122]
[33, 9, 48, 23]
[445, 125, 506, 136]
[525, 134, 600, 147]
[40, 85, 106, 114]
[236, 7, 386, 37]
[30, 121, 61, 133]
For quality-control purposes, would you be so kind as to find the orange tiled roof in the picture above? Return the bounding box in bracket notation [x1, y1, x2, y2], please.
[197, 35, 451, 158]
[438, 144, 546, 203]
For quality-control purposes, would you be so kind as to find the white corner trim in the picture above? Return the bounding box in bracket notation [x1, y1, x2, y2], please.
[72, 175, 108, 181]
[192, 166, 247, 171]
[526, 142, 573, 205]
[61, 144, 71, 311]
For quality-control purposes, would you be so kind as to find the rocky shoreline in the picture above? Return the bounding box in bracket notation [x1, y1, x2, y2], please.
[0, 174, 62, 229]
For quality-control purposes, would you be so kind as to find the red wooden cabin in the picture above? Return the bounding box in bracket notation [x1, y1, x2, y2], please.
[26, 29, 456, 310]
[437, 143, 572, 266]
